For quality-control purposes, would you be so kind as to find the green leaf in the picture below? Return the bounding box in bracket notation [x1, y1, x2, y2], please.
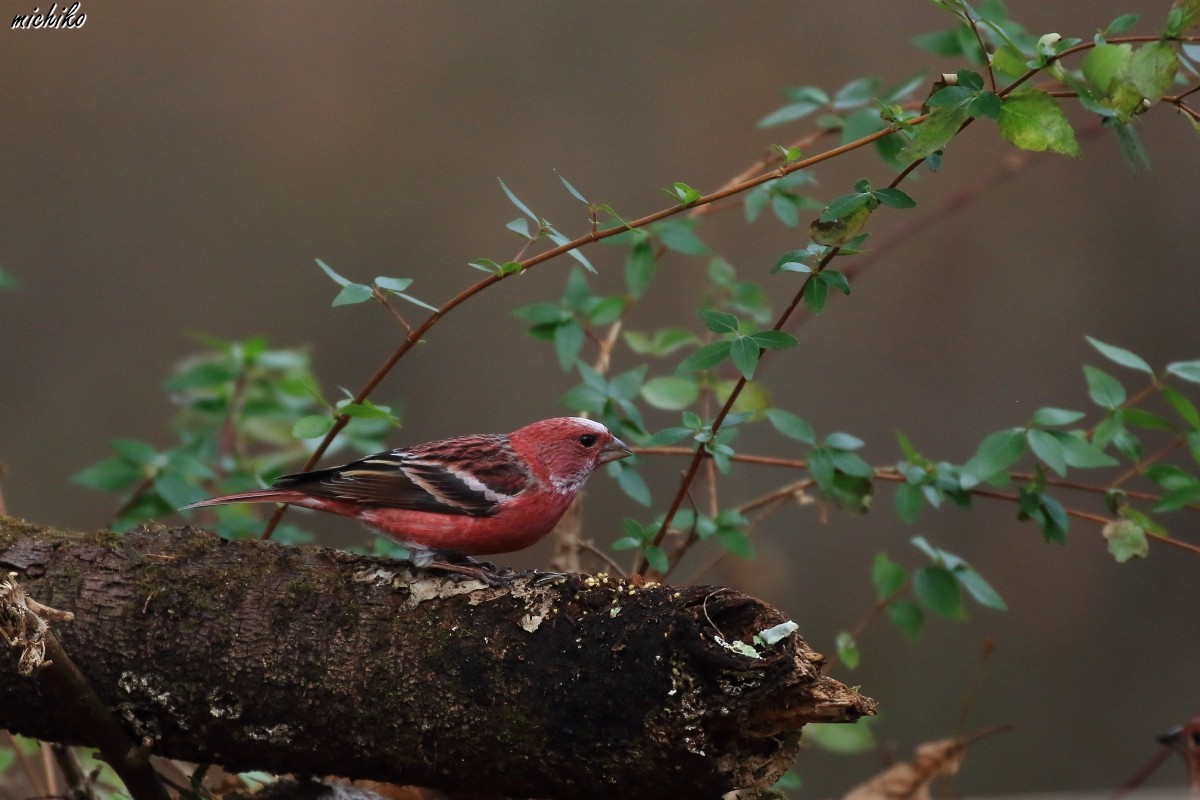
[1169, 0, 1200, 33]
[803, 277, 828, 313]
[505, 218, 531, 238]
[810, 198, 876, 246]
[1059, 433, 1119, 469]
[623, 328, 699, 357]
[765, 408, 816, 444]
[1154, 482, 1200, 512]
[110, 439, 159, 465]
[833, 77, 880, 109]
[913, 565, 967, 620]
[0, 266, 18, 290]
[587, 296, 626, 326]
[912, 29, 963, 57]
[899, 101, 972, 161]
[332, 283, 374, 306]
[772, 248, 814, 274]
[969, 90, 1003, 119]
[871, 551, 906, 597]
[1103, 519, 1149, 562]
[747, 330, 798, 350]
[153, 472, 207, 509]
[887, 600, 924, 638]
[545, 228, 596, 274]
[654, 219, 711, 255]
[729, 337, 760, 380]
[374, 277, 414, 293]
[625, 241, 656, 299]
[1123, 408, 1175, 431]
[992, 44, 1028, 77]
[498, 177, 537, 220]
[1027, 429, 1067, 476]
[1128, 42, 1179, 104]
[825, 432, 865, 451]
[1085, 336, 1154, 374]
[1105, 13, 1140, 34]
[641, 376, 699, 411]
[1167, 361, 1200, 384]
[757, 86, 829, 128]
[293, 415, 334, 439]
[873, 187, 917, 209]
[72, 456, 143, 492]
[556, 170, 588, 203]
[717, 527, 756, 559]
[997, 89, 1080, 156]
[835, 631, 861, 669]
[957, 70, 985, 91]
[804, 719, 875, 754]
[643, 545, 669, 574]
[1039, 493, 1070, 543]
[553, 321, 585, 371]
[1082, 43, 1134, 96]
[819, 270, 852, 294]
[1031, 407, 1086, 427]
[954, 565, 1008, 611]
[966, 428, 1027, 481]
[820, 190, 873, 223]
[895, 482, 923, 523]
[700, 308, 740, 334]
[609, 462, 651, 507]
[677, 341, 732, 373]
[315, 258, 350, 287]
[164, 362, 236, 391]
[1162, 386, 1200, 430]
[1084, 365, 1127, 409]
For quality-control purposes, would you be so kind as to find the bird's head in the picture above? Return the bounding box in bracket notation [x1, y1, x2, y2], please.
[509, 417, 632, 494]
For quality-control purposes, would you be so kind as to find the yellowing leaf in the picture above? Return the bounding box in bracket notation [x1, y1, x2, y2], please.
[997, 89, 1080, 157]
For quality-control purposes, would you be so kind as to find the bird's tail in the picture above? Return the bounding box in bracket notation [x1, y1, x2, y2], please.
[181, 489, 307, 510]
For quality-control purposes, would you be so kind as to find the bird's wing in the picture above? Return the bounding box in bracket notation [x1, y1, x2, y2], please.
[271, 434, 532, 517]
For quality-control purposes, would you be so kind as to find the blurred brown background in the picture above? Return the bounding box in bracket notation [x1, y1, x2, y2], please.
[1, 1, 1198, 796]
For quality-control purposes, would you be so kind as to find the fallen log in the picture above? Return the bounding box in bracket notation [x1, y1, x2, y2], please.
[0, 517, 874, 799]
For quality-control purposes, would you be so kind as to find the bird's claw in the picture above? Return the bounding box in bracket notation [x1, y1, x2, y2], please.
[424, 559, 567, 588]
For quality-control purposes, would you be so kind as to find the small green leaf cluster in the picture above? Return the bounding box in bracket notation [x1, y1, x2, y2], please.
[757, 73, 928, 169]
[74, 336, 396, 540]
[514, 268, 629, 370]
[810, 178, 916, 247]
[316, 259, 437, 312]
[474, 177, 599, 274]
[916, 2, 1200, 169]
[893, 338, 1200, 560]
[0, 266, 18, 291]
[612, 518, 669, 574]
[868, 539, 1005, 645]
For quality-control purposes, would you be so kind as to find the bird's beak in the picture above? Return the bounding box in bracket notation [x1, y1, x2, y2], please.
[599, 436, 633, 464]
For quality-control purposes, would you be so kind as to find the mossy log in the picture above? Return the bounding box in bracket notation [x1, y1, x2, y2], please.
[0, 517, 874, 800]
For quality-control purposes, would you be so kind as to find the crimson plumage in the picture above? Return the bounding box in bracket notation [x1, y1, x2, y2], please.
[184, 417, 631, 563]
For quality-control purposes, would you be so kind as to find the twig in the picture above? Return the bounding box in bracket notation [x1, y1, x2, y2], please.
[261, 120, 910, 541]
[824, 581, 910, 672]
[51, 743, 98, 800]
[5, 730, 46, 798]
[578, 540, 628, 577]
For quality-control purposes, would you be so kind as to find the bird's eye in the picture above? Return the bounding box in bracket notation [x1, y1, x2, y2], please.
[579, 434, 598, 448]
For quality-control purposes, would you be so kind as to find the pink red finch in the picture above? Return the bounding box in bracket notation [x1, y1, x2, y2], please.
[184, 417, 631, 567]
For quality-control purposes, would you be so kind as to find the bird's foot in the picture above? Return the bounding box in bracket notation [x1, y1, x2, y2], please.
[423, 557, 568, 588]
[425, 556, 518, 587]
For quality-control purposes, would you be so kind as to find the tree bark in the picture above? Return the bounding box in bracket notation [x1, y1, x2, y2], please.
[0, 517, 874, 800]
